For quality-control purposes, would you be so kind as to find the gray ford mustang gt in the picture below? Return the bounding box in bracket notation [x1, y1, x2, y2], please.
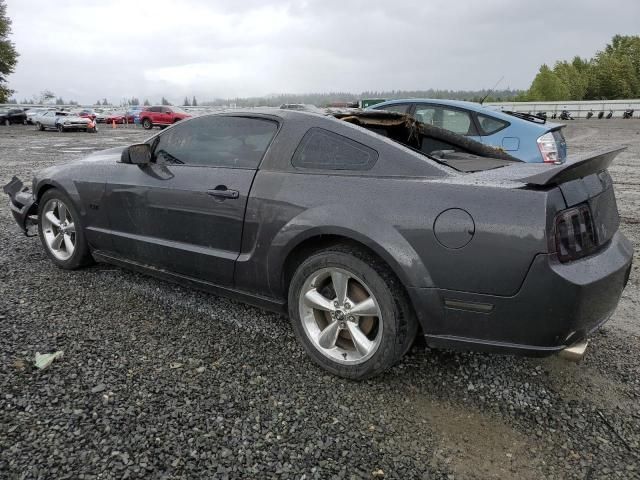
[4, 109, 633, 379]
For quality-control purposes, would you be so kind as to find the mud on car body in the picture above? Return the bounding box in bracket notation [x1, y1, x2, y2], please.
[4, 110, 633, 379]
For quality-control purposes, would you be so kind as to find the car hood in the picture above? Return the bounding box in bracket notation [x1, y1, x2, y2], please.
[33, 146, 126, 192]
[60, 115, 91, 123]
[80, 146, 126, 162]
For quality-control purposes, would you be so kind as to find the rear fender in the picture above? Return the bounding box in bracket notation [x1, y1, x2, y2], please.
[267, 204, 435, 296]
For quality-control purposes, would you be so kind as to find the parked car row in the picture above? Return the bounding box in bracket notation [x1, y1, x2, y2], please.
[0, 104, 195, 133]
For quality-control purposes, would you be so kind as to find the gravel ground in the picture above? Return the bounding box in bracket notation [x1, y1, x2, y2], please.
[0, 121, 639, 480]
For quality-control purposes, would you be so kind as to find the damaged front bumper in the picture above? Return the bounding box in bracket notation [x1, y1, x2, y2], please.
[3, 176, 38, 236]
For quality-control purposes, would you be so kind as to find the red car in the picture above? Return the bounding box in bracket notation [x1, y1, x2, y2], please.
[77, 109, 97, 121]
[104, 112, 127, 124]
[139, 106, 191, 129]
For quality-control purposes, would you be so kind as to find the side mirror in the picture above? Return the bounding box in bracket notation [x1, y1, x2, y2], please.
[121, 143, 152, 165]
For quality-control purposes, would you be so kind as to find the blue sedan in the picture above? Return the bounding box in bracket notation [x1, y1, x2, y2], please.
[368, 99, 567, 163]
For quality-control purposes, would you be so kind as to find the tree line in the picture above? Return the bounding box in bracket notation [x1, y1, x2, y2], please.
[201, 89, 522, 108]
[519, 35, 640, 101]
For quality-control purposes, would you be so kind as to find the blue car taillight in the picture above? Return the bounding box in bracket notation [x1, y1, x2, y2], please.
[537, 132, 561, 164]
[554, 204, 598, 262]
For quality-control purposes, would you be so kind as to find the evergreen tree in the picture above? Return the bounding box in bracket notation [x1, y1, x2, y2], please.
[143, 99, 151, 106]
[0, 0, 18, 102]
[192, 96, 197, 106]
[161, 96, 171, 105]
[183, 96, 190, 106]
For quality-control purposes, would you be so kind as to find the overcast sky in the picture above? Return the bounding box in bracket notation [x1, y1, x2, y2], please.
[5, 0, 639, 104]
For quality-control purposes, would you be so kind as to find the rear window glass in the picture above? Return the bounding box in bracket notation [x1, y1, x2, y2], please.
[292, 128, 378, 171]
[477, 114, 509, 135]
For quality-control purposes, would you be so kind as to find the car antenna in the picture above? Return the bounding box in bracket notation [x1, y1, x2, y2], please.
[479, 76, 504, 105]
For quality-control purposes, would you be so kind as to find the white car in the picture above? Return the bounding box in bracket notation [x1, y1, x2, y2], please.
[34, 110, 97, 133]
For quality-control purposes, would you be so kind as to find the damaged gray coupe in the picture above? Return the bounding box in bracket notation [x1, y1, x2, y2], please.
[4, 110, 633, 379]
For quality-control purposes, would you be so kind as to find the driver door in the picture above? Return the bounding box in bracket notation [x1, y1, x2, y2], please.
[103, 115, 278, 287]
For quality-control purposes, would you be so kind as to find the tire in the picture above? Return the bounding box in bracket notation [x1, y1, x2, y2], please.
[57, 123, 64, 133]
[4, 119, 9, 126]
[37, 122, 44, 131]
[288, 245, 417, 380]
[142, 118, 153, 129]
[38, 189, 94, 270]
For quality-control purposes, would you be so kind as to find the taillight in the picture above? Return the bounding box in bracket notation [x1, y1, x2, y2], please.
[537, 132, 561, 164]
[554, 204, 598, 262]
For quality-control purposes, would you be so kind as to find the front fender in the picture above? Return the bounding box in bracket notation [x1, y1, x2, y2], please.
[267, 204, 435, 297]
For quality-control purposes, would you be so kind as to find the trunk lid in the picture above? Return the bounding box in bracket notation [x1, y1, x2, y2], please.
[456, 146, 624, 254]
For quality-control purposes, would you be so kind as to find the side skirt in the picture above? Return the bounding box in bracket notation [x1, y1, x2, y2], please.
[92, 250, 287, 315]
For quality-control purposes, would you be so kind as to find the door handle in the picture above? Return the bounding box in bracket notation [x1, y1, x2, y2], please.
[207, 186, 239, 199]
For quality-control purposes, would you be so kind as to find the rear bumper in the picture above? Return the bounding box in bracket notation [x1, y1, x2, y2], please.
[3, 176, 38, 236]
[410, 231, 633, 355]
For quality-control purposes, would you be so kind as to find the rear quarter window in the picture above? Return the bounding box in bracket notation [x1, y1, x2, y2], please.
[292, 128, 378, 171]
[476, 114, 509, 135]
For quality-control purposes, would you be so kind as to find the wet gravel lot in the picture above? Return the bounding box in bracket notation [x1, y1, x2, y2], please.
[0, 121, 639, 479]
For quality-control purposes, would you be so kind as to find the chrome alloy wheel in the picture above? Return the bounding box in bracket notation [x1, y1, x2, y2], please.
[299, 267, 383, 365]
[41, 199, 76, 261]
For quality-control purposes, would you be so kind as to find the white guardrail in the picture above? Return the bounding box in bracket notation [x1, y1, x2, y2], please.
[485, 99, 640, 118]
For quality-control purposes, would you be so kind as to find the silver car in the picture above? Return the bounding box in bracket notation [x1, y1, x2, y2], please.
[34, 110, 97, 133]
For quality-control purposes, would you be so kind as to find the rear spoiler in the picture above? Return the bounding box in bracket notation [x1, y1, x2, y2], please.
[518, 146, 626, 187]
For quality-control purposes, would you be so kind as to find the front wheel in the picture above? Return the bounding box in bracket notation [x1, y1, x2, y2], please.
[56, 123, 64, 133]
[36, 122, 44, 131]
[38, 189, 93, 269]
[142, 118, 153, 129]
[288, 246, 417, 380]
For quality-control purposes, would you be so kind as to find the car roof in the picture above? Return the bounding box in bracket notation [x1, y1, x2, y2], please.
[371, 98, 560, 132]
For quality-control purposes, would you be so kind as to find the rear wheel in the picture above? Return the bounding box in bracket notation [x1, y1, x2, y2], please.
[288, 245, 417, 380]
[38, 189, 93, 269]
[142, 118, 153, 129]
[56, 123, 64, 133]
[36, 122, 44, 131]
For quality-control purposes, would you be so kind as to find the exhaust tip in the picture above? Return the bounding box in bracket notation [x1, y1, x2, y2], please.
[558, 339, 588, 362]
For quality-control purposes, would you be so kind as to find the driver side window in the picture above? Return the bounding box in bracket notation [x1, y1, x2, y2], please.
[153, 116, 278, 169]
